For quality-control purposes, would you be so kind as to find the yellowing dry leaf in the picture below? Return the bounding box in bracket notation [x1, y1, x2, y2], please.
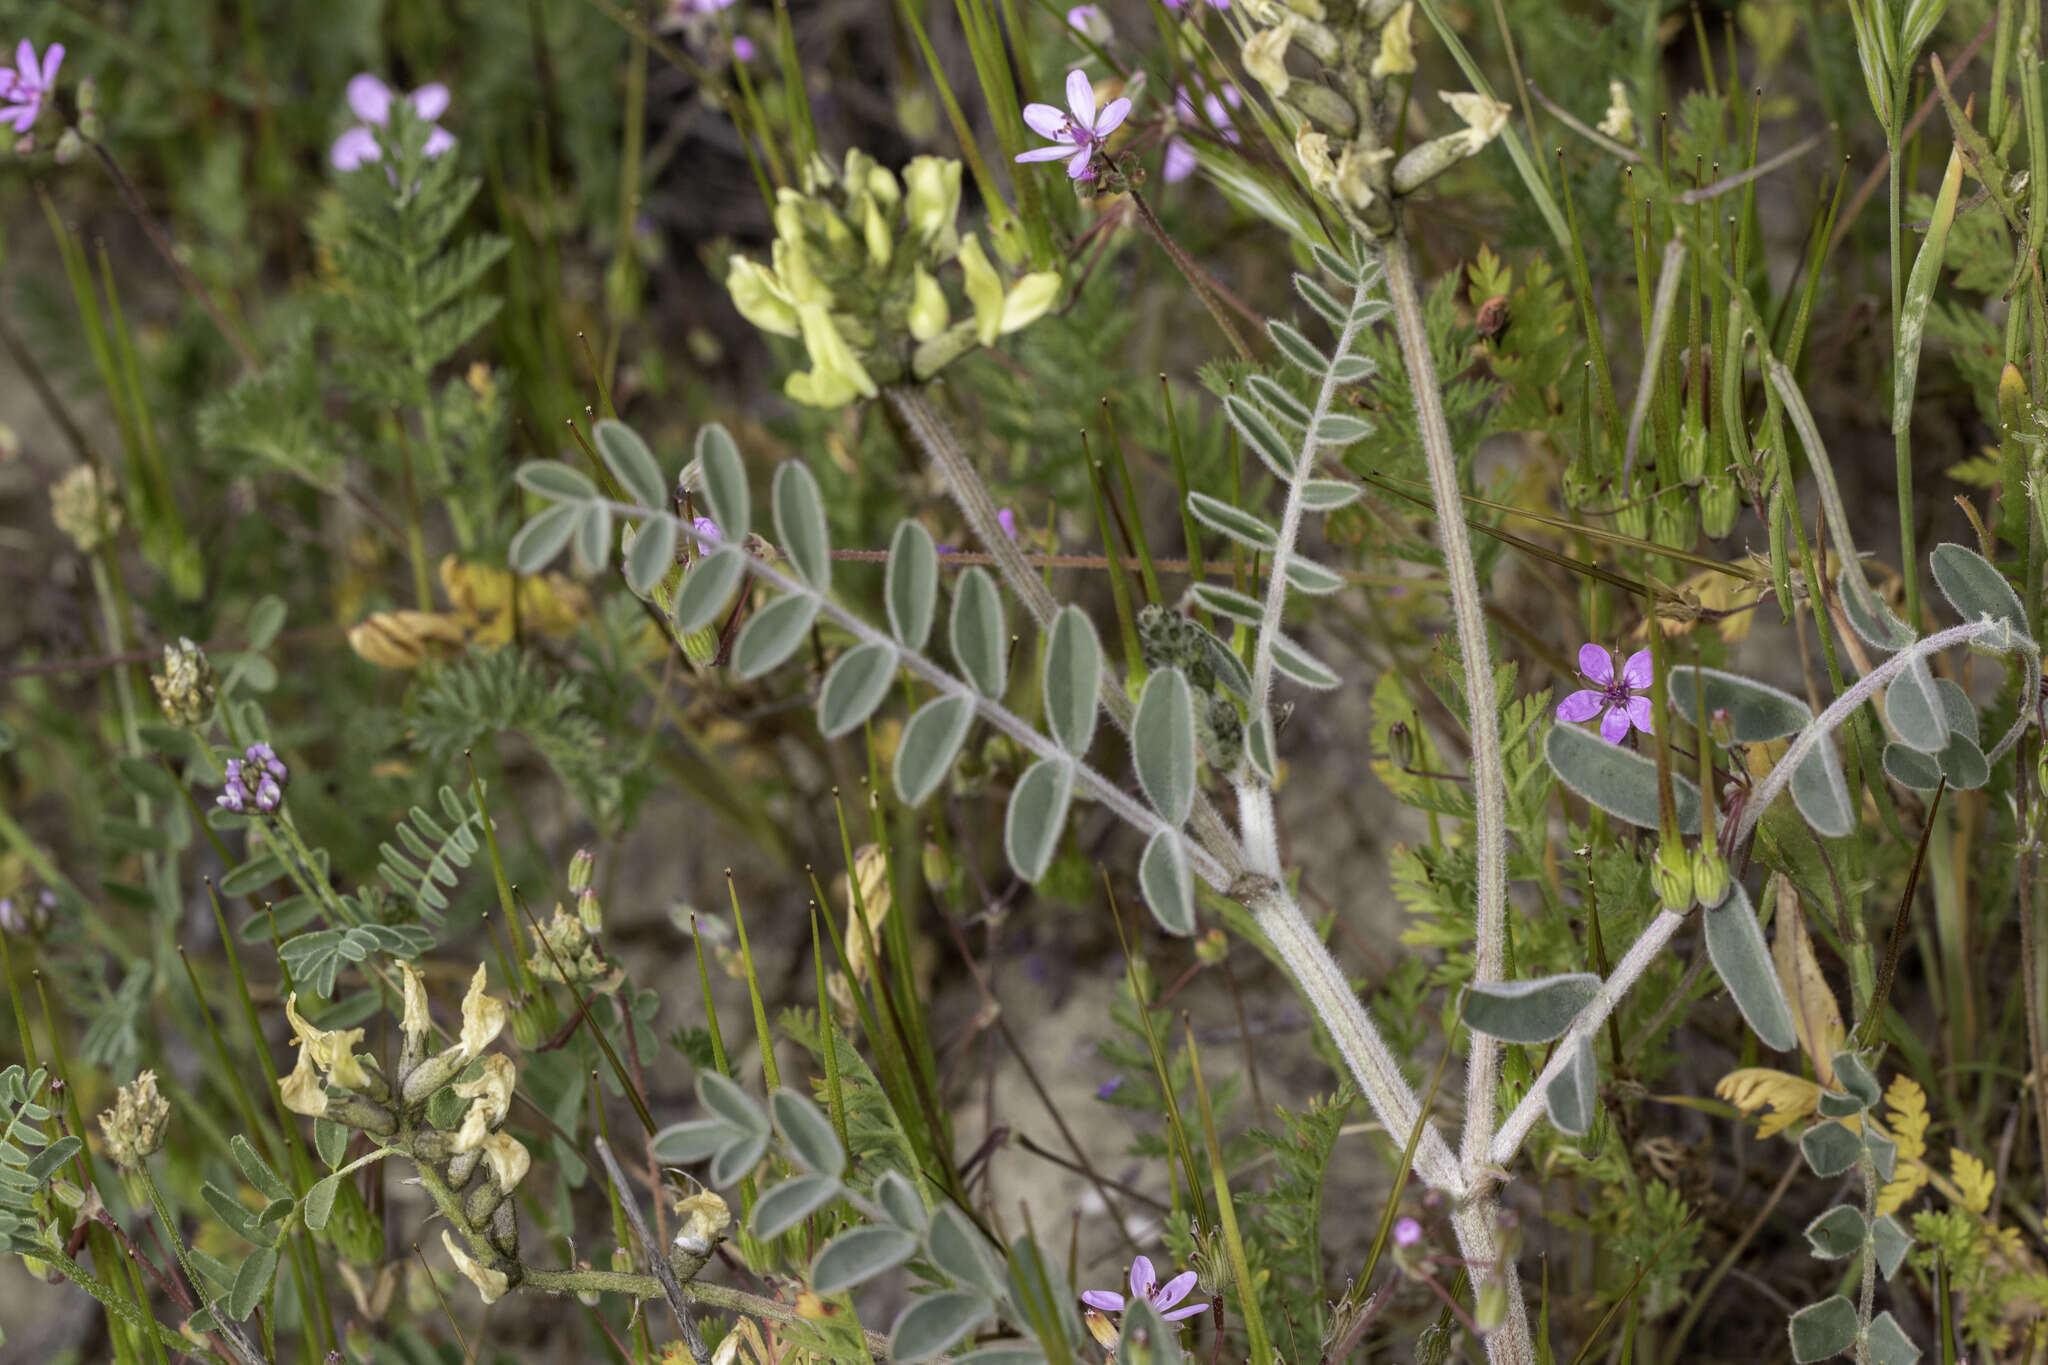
[1881, 1074, 1929, 1163]
[1952, 1150, 1996, 1215]
[1771, 878, 1843, 1088]
[1715, 1067, 1822, 1139]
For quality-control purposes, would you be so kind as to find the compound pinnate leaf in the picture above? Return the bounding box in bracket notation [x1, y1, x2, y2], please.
[594, 419, 666, 509]
[1788, 1296, 1859, 1363]
[732, 594, 820, 680]
[817, 642, 899, 739]
[1463, 973, 1600, 1043]
[674, 548, 747, 632]
[696, 423, 750, 542]
[950, 567, 1008, 698]
[1133, 668, 1197, 825]
[624, 517, 677, 595]
[1544, 724, 1703, 833]
[887, 521, 939, 650]
[812, 1225, 919, 1294]
[1703, 883, 1798, 1052]
[771, 461, 831, 591]
[1803, 1205, 1865, 1259]
[889, 1290, 992, 1362]
[1003, 757, 1073, 883]
[770, 1088, 845, 1179]
[1139, 830, 1196, 936]
[1929, 541, 2029, 643]
[1042, 607, 1102, 756]
[509, 502, 581, 574]
[749, 1174, 844, 1239]
[894, 694, 976, 807]
[1544, 1035, 1598, 1137]
[1799, 1120, 1863, 1178]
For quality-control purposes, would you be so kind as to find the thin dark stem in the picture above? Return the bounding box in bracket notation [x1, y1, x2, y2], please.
[1124, 184, 1255, 361]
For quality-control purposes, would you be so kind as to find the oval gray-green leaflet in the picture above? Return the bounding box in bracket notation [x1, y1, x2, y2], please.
[594, 418, 667, 509]
[1930, 541, 2030, 643]
[1664, 666, 1809, 739]
[1226, 392, 1299, 480]
[1543, 723, 1701, 833]
[1284, 557, 1344, 595]
[515, 459, 598, 504]
[1462, 973, 1600, 1043]
[1871, 1216, 1913, 1279]
[246, 595, 287, 651]
[1192, 582, 1264, 624]
[227, 1245, 278, 1322]
[1042, 606, 1102, 756]
[1882, 741, 1942, 791]
[302, 1170, 348, 1231]
[508, 502, 581, 574]
[894, 693, 977, 807]
[1803, 1205, 1866, 1260]
[1246, 710, 1276, 782]
[650, 1117, 731, 1164]
[874, 1170, 927, 1231]
[886, 520, 939, 650]
[1271, 630, 1341, 690]
[889, 1290, 992, 1363]
[1140, 830, 1195, 936]
[732, 594, 820, 680]
[1788, 1295, 1859, 1363]
[817, 642, 899, 739]
[950, 567, 1008, 697]
[1133, 668, 1197, 825]
[749, 1173, 844, 1239]
[927, 1204, 1006, 1297]
[1544, 1035, 1598, 1137]
[1787, 741, 1856, 838]
[697, 1070, 769, 1136]
[623, 517, 678, 595]
[1934, 677, 1978, 743]
[1186, 491, 1279, 552]
[1298, 478, 1362, 511]
[811, 1225, 919, 1294]
[675, 547, 747, 632]
[1314, 412, 1374, 446]
[1004, 757, 1073, 882]
[1938, 730, 1989, 789]
[1884, 655, 1949, 753]
[709, 1128, 770, 1186]
[1266, 319, 1328, 373]
[572, 502, 615, 575]
[1702, 882, 1797, 1052]
[1864, 1313, 1917, 1365]
[1837, 567, 1918, 650]
[695, 423, 751, 541]
[769, 1088, 845, 1179]
[772, 460, 831, 591]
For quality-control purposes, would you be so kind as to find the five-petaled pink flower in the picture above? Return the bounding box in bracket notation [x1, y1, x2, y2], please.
[1081, 1254, 1207, 1325]
[331, 73, 456, 171]
[1016, 69, 1130, 181]
[1556, 643, 1654, 743]
[0, 40, 64, 134]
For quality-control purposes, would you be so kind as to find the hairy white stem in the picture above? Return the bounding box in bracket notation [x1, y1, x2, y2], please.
[1382, 238, 1512, 1180]
[884, 385, 1249, 878]
[1242, 876, 1461, 1192]
[1488, 908, 1687, 1166]
[625, 500, 1232, 889]
[1734, 618, 2025, 846]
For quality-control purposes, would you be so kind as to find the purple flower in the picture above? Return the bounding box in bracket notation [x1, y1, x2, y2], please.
[997, 508, 1019, 540]
[732, 35, 756, 61]
[1164, 0, 1228, 9]
[1556, 643, 1654, 744]
[331, 73, 456, 171]
[1081, 1255, 1207, 1323]
[1095, 1075, 1124, 1100]
[1164, 83, 1241, 183]
[0, 40, 63, 134]
[1016, 69, 1131, 181]
[1393, 1216, 1423, 1247]
[691, 516, 722, 547]
[218, 744, 290, 813]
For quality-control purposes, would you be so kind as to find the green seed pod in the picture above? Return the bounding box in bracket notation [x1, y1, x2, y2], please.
[1651, 838, 1694, 910]
[1690, 847, 1731, 909]
[1700, 473, 1739, 539]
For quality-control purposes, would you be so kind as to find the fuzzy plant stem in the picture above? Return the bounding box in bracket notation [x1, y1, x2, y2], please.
[1124, 184, 1256, 363]
[1384, 231, 1528, 1365]
[880, 385, 1248, 876]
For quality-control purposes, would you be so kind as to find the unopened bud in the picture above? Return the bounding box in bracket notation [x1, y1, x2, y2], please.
[568, 848, 595, 895]
[151, 637, 216, 726]
[1651, 839, 1694, 909]
[52, 128, 82, 165]
[1692, 849, 1730, 908]
[98, 1071, 170, 1168]
[1700, 473, 1740, 539]
[576, 888, 602, 933]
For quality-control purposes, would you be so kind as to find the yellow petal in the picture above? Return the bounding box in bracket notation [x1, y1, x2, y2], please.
[908, 267, 948, 342]
[725, 257, 800, 339]
[1370, 2, 1416, 78]
[1242, 20, 1298, 99]
[956, 234, 1004, 347]
[459, 965, 507, 1061]
[279, 1047, 330, 1119]
[480, 1132, 531, 1193]
[998, 272, 1062, 335]
[441, 1230, 509, 1304]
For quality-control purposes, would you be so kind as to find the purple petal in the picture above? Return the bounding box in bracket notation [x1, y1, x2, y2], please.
[38, 43, 62, 89]
[1154, 1271, 1198, 1309]
[732, 35, 756, 61]
[1065, 147, 1093, 178]
[1128, 1256, 1155, 1300]
[331, 126, 381, 170]
[1080, 1289, 1126, 1312]
[15, 40, 36, 86]
[1022, 102, 1068, 140]
[1015, 144, 1077, 164]
[997, 508, 1018, 539]
[347, 72, 393, 125]
[1598, 706, 1631, 744]
[1620, 648, 1653, 690]
[1161, 1302, 1209, 1322]
[1626, 696, 1655, 736]
[0, 70, 15, 96]
[1093, 95, 1131, 137]
[408, 82, 450, 121]
[1065, 68, 1096, 126]
[1555, 689, 1604, 723]
[1576, 642, 1614, 685]
[423, 126, 457, 159]
[0, 101, 34, 133]
[1163, 137, 1197, 182]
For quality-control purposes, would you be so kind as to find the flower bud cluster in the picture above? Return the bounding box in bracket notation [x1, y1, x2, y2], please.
[725, 149, 1061, 406]
[150, 638, 216, 726]
[218, 743, 289, 814]
[97, 1070, 170, 1168]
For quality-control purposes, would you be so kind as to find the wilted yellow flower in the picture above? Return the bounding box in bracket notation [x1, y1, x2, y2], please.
[441, 1230, 510, 1304]
[1441, 91, 1512, 154]
[452, 1054, 517, 1151]
[1335, 141, 1392, 210]
[285, 994, 371, 1091]
[347, 610, 466, 670]
[1295, 128, 1338, 196]
[1371, 2, 1416, 78]
[1242, 20, 1298, 98]
[398, 960, 432, 1053]
[480, 1131, 530, 1192]
[279, 1046, 330, 1119]
[458, 965, 507, 1061]
[1597, 80, 1634, 143]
